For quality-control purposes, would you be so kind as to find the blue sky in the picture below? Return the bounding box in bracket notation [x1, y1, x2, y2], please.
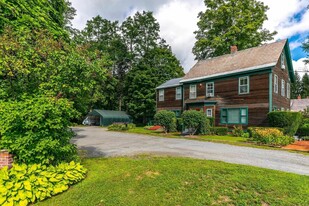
[70, 0, 309, 73]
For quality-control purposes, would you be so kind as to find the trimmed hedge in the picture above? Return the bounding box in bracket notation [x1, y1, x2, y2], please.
[176, 118, 184, 132]
[207, 117, 215, 127]
[248, 127, 294, 146]
[297, 123, 309, 137]
[108, 123, 136, 131]
[268, 112, 302, 136]
[210, 127, 228, 136]
[0, 162, 87, 206]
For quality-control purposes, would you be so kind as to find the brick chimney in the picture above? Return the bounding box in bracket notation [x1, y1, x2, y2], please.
[230, 45, 238, 54]
[298, 95, 301, 99]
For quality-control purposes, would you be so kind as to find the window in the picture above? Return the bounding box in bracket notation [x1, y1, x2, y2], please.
[189, 84, 196, 99]
[206, 109, 212, 117]
[287, 83, 290, 99]
[206, 82, 214, 97]
[281, 52, 285, 69]
[159, 89, 164, 101]
[221, 108, 248, 124]
[239, 76, 249, 94]
[281, 79, 285, 97]
[175, 87, 182, 100]
[274, 74, 278, 94]
[173, 110, 181, 117]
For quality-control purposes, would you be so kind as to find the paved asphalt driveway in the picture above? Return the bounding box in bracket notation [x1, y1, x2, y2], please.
[72, 126, 309, 176]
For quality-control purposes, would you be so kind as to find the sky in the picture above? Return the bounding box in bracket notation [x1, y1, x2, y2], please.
[69, 0, 309, 74]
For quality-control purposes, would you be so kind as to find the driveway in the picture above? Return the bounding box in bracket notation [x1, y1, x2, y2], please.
[72, 126, 309, 176]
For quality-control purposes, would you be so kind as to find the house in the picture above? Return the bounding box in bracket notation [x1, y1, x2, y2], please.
[156, 40, 295, 127]
[290, 96, 309, 112]
[83, 109, 131, 126]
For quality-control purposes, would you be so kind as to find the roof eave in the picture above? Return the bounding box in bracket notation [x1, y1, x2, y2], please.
[180, 63, 276, 83]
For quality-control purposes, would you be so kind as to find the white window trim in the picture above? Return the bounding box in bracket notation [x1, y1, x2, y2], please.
[287, 82, 290, 99]
[206, 109, 213, 117]
[189, 84, 197, 99]
[239, 76, 250, 94]
[274, 74, 278, 94]
[281, 79, 285, 97]
[175, 87, 182, 100]
[159, 89, 164, 101]
[206, 82, 214, 97]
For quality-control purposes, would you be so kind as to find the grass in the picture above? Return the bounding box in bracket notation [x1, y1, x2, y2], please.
[36, 156, 309, 206]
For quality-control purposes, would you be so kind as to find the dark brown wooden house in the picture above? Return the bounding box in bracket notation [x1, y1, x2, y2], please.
[156, 40, 295, 127]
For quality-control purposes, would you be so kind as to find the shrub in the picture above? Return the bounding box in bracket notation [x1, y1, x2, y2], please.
[232, 125, 244, 137]
[182, 110, 210, 135]
[176, 118, 184, 132]
[207, 117, 215, 127]
[0, 161, 87, 206]
[297, 123, 309, 137]
[0, 96, 78, 165]
[211, 127, 228, 136]
[154, 110, 176, 133]
[108, 123, 136, 131]
[249, 127, 294, 146]
[268, 112, 302, 136]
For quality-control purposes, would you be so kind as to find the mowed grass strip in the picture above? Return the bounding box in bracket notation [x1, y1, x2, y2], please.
[36, 156, 309, 206]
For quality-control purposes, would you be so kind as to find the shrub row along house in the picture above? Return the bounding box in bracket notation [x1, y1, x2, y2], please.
[156, 40, 294, 127]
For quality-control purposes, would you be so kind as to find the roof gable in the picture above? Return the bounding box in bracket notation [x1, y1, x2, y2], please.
[182, 40, 291, 83]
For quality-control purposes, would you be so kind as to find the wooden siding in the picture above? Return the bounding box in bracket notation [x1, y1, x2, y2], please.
[272, 55, 291, 111]
[184, 72, 270, 126]
[156, 87, 182, 111]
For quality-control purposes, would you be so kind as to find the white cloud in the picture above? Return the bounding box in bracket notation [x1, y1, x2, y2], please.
[293, 58, 309, 77]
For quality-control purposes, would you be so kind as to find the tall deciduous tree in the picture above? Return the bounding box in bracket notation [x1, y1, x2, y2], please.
[193, 0, 276, 60]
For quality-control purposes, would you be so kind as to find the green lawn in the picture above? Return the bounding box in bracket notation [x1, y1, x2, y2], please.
[36, 156, 309, 206]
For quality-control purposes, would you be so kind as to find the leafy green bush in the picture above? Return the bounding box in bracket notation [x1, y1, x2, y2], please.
[297, 123, 309, 137]
[210, 127, 228, 136]
[249, 127, 294, 146]
[154, 110, 176, 133]
[207, 117, 215, 127]
[231, 125, 244, 137]
[182, 110, 210, 135]
[268, 112, 302, 136]
[0, 96, 78, 165]
[176, 118, 184, 132]
[0, 161, 87, 206]
[108, 123, 136, 131]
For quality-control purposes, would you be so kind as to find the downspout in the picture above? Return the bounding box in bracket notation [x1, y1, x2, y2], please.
[269, 71, 273, 112]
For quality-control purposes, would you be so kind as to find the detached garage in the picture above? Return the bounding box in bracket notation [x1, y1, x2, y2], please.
[83, 110, 131, 126]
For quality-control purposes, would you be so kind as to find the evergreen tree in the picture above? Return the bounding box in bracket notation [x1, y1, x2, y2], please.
[291, 71, 303, 99]
[302, 73, 309, 98]
[193, 0, 276, 60]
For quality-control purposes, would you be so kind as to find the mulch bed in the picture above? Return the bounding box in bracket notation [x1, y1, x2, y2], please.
[282, 141, 309, 152]
[148, 125, 162, 130]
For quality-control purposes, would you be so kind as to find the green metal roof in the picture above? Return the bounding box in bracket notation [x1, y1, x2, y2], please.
[89, 110, 130, 119]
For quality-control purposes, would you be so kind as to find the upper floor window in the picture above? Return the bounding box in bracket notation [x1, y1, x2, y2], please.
[206, 82, 214, 97]
[239, 76, 249, 94]
[189, 84, 196, 99]
[175, 87, 182, 100]
[287, 83, 290, 99]
[281, 79, 285, 97]
[159, 89, 164, 101]
[274, 74, 278, 94]
[281, 52, 285, 69]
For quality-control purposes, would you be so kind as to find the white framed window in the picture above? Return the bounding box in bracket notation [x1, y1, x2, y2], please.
[189, 84, 196, 99]
[281, 52, 285, 69]
[274, 74, 278, 94]
[206, 109, 213, 117]
[287, 83, 290, 99]
[175, 87, 182, 100]
[159, 89, 164, 101]
[281, 79, 285, 97]
[239, 76, 249, 94]
[206, 82, 214, 97]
